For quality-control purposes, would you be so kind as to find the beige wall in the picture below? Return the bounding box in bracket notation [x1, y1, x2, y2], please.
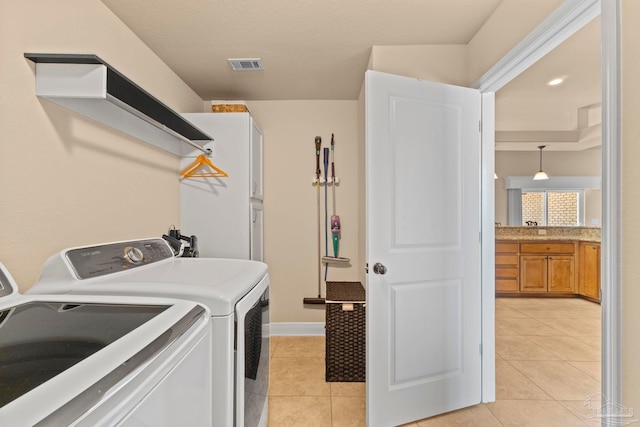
[622, 0, 640, 414]
[246, 101, 359, 323]
[370, 0, 564, 88]
[466, 0, 564, 83]
[0, 0, 205, 290]
[495, 149, 602, 225]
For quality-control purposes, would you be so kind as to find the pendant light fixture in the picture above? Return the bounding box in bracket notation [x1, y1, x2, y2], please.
[533, 145, 549, 180]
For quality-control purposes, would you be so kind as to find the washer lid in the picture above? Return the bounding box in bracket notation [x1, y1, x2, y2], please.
[1, 260, 210, 425]
[0, 301, 169, 409]
[0, 293, 208, 426]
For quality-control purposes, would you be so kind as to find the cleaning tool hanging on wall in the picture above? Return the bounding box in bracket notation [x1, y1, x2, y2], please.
[330, 134, 341, 257]
[303, 136, 325, 305]
[323, 146, 330, 281]
[322, 134, 349, 265]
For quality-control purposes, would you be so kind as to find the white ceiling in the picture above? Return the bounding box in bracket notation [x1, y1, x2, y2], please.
[101, 0, 503, 100]
[101, 0, 601, 151]
[495, 17, 601, 151]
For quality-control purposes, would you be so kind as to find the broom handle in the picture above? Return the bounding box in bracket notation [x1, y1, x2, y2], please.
[317, 182, 322, 296]
[315, 137, 322, 297]
[331, 134, 336, 216]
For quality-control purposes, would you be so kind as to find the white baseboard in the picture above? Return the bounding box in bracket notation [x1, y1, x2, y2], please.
[270, 322, 325, 336]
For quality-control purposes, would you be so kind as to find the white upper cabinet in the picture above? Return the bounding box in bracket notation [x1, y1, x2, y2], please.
[250, 120, 264, 200]
[180, 111, 264, 260]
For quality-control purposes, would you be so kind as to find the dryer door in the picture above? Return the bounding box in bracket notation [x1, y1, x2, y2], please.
[235, 276, 269, 427]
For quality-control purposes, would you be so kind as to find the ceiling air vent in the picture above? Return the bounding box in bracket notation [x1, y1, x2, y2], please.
[228, 58, 263, 71]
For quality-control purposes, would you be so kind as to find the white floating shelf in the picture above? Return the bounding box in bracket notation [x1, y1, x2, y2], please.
[25, 53, 213, 156]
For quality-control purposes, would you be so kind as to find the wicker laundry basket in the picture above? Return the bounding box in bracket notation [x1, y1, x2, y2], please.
[325, 281, 366, 382]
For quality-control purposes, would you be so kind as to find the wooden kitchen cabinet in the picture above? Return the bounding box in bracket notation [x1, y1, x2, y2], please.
[520, 242, 576, 255]
[495, 238, 599, 298]
[519, 255, 575, 293]
[495, 241, 519, 292]
[519, 242, 576, 293]
[519, 256, 547, 292]
[547, 256, 575, 292]
[579, 242, 601, 302]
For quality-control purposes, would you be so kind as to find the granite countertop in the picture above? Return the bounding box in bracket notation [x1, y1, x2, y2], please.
[495, 226, 601, 242]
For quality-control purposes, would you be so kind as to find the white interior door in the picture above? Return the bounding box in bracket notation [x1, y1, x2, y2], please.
[365, 70, 482, 426]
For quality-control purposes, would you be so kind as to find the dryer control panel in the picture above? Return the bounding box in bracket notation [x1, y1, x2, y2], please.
[65, 239, 174, 279]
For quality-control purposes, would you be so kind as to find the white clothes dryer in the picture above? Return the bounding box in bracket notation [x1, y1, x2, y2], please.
[0, 262, 212, 426]
[29, 238, 270, 427]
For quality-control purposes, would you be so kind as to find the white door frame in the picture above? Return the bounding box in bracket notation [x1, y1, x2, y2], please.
[473, 0, 621, 405]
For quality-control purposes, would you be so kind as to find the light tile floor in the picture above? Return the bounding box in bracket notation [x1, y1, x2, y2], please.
[268, 297, 601, 426]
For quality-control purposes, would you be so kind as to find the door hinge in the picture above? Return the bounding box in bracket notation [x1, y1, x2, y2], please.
[479, 343, 483, 356]
[479, 231, 482, 244]
[479, 120, 482, 132]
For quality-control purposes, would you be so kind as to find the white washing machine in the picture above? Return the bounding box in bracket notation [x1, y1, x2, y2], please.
[28, 238, 270, 427]
[0, 262, 212, 426]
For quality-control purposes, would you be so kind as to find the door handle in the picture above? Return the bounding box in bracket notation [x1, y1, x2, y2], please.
[373, 263, 387, 275]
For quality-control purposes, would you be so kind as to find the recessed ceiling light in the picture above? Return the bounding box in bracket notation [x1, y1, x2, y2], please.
[228, 58, 263, 71]
[547, 77, 566, 86]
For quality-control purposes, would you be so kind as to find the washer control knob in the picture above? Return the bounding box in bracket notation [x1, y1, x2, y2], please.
[124, 246, 144, 264]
